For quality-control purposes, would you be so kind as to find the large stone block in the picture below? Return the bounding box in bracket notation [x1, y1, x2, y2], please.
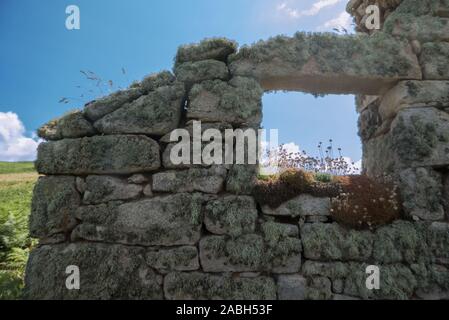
[38, 110, 95, 140]
[204, 195, 258, 236]
[72, 193, 204, 246]
[200, 226, 302, 273]
[35, 135, 160, 175]
[187, 77, 263, 126]
[84, 87, 143, 121]
[24, 244, 163, 299]
[30, 176, 80, 239]
[83, 175, 142, 204]
[152, 166, 226, 194]
[379, 81, 449, 120]
[163, 272, 276, 300]
[364, 107, 449, 176]
[276, 274, 307, 300]
[94, 83, 185, 136]
[199, 235, 265, 272]
[262, 194, 331, 217]
[174, 60, 229, 85]
[140, 70, 176, 93]
[420, 42, 449, 80]
[301, 223, 373, 261]
[372, 221, 429, 264]
[146, 246, 199, 274]
[384, 13, 449, 43]
[399, 168, 445, 221]
[226, 164, 258, 195]
[229, 32, 421, 95]
[175, 38, 237, 65]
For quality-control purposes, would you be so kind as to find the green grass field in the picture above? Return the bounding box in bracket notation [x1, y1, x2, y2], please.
[0, 162, 37, 299]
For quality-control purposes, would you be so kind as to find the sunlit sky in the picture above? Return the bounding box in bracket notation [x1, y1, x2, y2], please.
[0, 0, 361, 162]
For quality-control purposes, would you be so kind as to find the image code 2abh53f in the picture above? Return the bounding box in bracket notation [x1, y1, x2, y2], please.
[1, 0, 449, 303]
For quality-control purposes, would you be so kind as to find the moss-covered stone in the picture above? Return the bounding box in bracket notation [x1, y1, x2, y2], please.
[36, 135, 161, 175]
[140, 70, 175, 93]
[24, 243, 162, 299]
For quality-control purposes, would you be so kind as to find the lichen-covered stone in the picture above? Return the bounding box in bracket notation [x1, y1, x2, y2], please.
[152, 166, 226, 194]
[83, 175, 142, 204]
[229, 32, 420, 94]
[261, 221, 302, 273]
[94, 83, 185, 136]
[301, 223, 373, 261]
[30, 176, 80, 239]
[306, 277, 332, 300]
[372, 221, 428, 263]
[262, 194, 330, 217]
[187, 77, 263, 126]
[140, 70, 175, 93]
[358, 102, 382, 142]
[276, 274, 307, 300]
[204, 195, 257, 236]
[420, 42, 449, 80]
[163, 272, 276, 300]
[24, 244, 163, 299]
[36, 135, 160, 175]
[199, 235, 265, 272]
[399, 168, 445, 221]
[226, 164, 258, 195]
[146, 246, 199, 274]
[38, 110, 95, 140]
[174, 60, 229, 85]
[379, 81, 449, 120]
[84, 87, 143, 121]
[175, 38, 238, 65]
[160, 121, 233, 144]
[364, 107, 449, 176]
[127, 174, 148, 184]
[200, 228, 301, 273]
[384, 13, 449, 43]
[72, 193, 204, 246]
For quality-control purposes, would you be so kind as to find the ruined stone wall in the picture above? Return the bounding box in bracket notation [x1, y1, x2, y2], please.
[24, 0, 449, 300]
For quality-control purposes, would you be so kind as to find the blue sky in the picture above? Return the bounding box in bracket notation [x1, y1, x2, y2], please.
[0, 0, 361, 162]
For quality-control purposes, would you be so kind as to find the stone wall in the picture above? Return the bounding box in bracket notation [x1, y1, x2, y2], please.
[24, 0, 449, 300]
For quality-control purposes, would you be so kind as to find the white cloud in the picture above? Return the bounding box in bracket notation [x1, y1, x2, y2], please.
[277, 0, 343, 19]
[0, 112, 42, 162]
[320, 11, 352, 31]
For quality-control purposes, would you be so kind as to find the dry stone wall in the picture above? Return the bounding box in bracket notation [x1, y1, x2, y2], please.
[25, 0, 449, 300]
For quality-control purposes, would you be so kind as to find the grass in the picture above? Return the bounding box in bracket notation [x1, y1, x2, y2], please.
[0, 162, 38, 299]
[0, 162, 35, 174]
